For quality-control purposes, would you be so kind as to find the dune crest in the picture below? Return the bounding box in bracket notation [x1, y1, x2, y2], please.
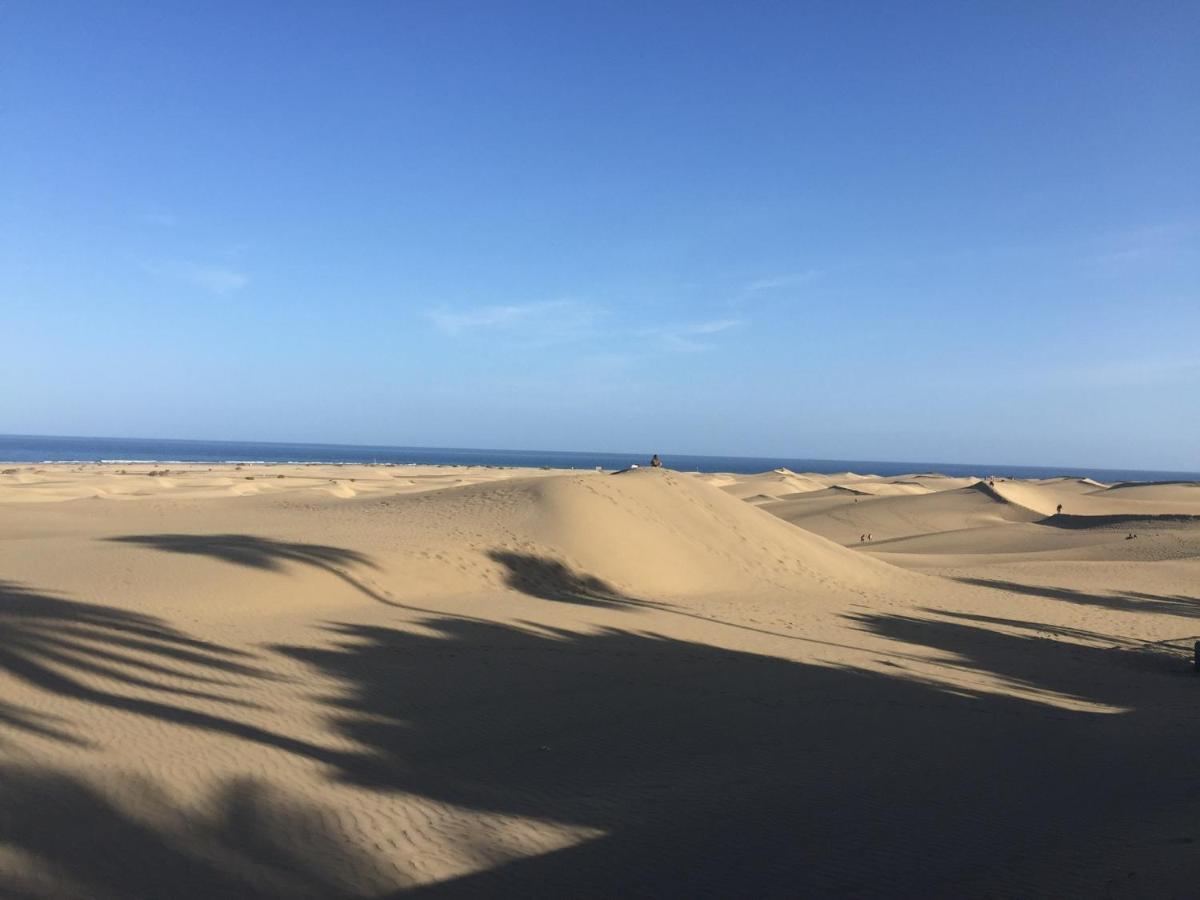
[4, 462, 1200, 896]
[361, 467, 897, 601]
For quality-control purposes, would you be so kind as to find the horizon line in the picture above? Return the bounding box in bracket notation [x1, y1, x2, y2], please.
[1, 432, 1197, 478]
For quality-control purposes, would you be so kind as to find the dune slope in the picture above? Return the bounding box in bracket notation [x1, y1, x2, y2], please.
[761, 482, 1042, 544]
[2, 463, 1200, 897]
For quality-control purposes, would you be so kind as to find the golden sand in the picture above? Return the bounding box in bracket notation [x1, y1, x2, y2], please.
[2, 463, 1198, 895]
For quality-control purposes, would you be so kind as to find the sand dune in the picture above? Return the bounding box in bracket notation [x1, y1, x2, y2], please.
[990, 478, 1200, 518]
[828, 481, 933, 496]
[1097, 481, 1200, 501]
[1031, 475, 1111, 493]
[901, 474, 986, 492]
[714, 469, 976, 502]
[754, 473, 1200, 551]
[3, 462, 1200, 896]
[762, 481, 1042, 544]
[0, 463, 563, 504]
[459, 467, 895, 595]
[715, 467, 829, 501]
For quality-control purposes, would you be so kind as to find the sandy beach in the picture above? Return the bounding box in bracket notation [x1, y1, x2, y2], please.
[2, 462, 1199, 896]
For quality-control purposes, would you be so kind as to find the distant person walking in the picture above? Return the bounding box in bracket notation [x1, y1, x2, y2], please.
[1056, 503, 1063, 515]
[650, 454, 663, 468]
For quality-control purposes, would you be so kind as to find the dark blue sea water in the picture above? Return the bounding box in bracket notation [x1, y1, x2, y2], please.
[3, 434, 1197, 483]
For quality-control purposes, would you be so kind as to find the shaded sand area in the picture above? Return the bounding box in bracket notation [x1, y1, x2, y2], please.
[2, 462, 1200, 896]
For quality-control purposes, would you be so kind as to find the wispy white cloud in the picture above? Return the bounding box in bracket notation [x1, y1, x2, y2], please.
[140, 211, 178, 228]
[428, 302, 546, 334]
[1080, 221, 1199, 269]
[744, 270, 821, 293]
[1050, 356, 1200, 388]
[683, 318, 742, 335]
[185, 264, 248, 295]
[426, 299, 602, 345]
[143, 261, 249, 295]
[427, 301, 743, 353]
[640, 318, 743, 351]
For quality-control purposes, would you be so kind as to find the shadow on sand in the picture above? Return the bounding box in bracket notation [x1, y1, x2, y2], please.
[273, 601, 1196, 896]
[0, 580, 359, 766]
[955, 576, 1200, 619]
[0, 769, 385, 899]
[1040, 513, 1200, 529]
[487, 550, 865, 649]
[486, 549, 662, 610]
[0, 579, 261, 717]
[108, 533, 395, 604]
[5, 556, 1200, 895]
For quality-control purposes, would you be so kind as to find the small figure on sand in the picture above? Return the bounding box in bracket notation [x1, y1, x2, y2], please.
[1056, 503, 1063, 515]
[650, 454, 663, 468]
[859, 534, 865, 543]
[868, 533, 872, 541]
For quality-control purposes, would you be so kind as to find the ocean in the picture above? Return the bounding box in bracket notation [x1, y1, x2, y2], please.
[2, 434, 1197, 483]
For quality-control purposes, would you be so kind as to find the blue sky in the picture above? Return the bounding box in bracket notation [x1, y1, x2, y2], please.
[2, 1, 1197, 469]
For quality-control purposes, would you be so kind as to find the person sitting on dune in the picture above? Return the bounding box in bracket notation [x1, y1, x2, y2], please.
[650, 454, 663, 468]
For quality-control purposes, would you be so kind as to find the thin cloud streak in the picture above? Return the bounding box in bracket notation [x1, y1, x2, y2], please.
[1079, 220, 1200, 269]
[139, 211, 179, 228]
[682, 318, 741, 335]
[744, 270, 821, 293]
[428, 303, 538, 334]
[143, 261, 249, 295]
[1053, 357, 1200, 389]
[426, 300, 603, 345]
[428, 301, 744, 354]
[640, 318, 743, 352]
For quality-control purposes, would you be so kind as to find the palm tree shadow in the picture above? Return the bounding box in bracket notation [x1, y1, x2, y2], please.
[0, 580, 355, 765]
[108, 533, 394, 605]
[0, 579, 261, 701]
[954, 576, 1200, 619]
[0, 768, 388, 899]
[487, 550, 834, 647]
[0, 700, 85, 747]
[6, 580, 1199, 895]
[486, 550, 664, 610]
[274, 610, 1200, 896]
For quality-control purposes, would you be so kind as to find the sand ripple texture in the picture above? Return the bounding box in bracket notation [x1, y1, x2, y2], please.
[2, 463, 1200, 896]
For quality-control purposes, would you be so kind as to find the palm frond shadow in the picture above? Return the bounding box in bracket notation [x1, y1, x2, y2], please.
[274, 594, 1198, 896]
[108, 533, 394, 604]
[0, 769, 386, 899]
[955, 576, 1200, 619]
[0, 580, 355, 765]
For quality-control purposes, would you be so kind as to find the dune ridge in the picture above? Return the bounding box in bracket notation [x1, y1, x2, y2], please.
[2, 461, 1200, 895]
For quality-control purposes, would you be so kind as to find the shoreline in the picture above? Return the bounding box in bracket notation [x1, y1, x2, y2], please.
[3, 460, 1198, 488]
[4, 459, 1200, 894]
[4, 435, 1197, 483]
